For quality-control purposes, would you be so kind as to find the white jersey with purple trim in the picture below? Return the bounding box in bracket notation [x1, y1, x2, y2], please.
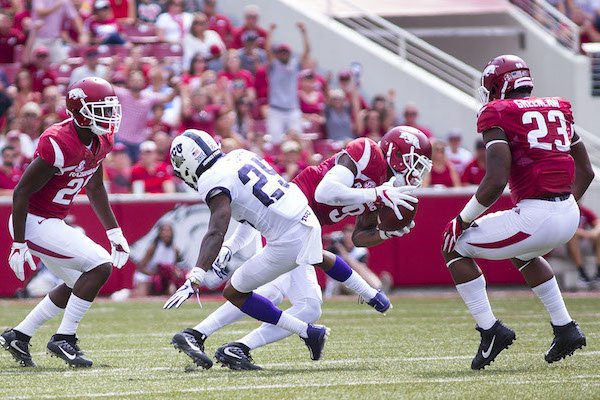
[196, 149, 310, 242]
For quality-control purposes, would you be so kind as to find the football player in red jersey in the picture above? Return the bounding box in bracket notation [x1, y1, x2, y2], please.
[0, 78, 130, 368]
[167, 127, 432, 370]
[441, 55, 595, 370]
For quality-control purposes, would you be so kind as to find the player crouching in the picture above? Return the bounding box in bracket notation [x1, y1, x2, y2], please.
[1, 78, 130, 367]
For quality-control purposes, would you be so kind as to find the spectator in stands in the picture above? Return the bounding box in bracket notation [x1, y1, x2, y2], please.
[233, 95, 255, 138]
[82, 0, 127, 45]
[146, 103, 173, 136]
[17, 100, 43, 148]
[370, 90, 396, 131]
[461, 139, 486, 186]
[239, 30, 266, 74]
[324, 88, 356, 142]
[276, 139, 307, 181]
[3, 130, 31, 171]
[31, 0, 82, 62]
[40, 85, 66, 119]
[137, 0, 162, 24]
[104, 142, 131, 194]
[156, 0, 192, 44]
[0, 144, 20, 195]
[0, 11, 26, 63]
[114, 69, 178, 161]
[116, 45, 152, 79]
[151, 130, 172, 163]
[422, 140, 461, 188]
[445, 129, 472, 175]
[338, 70, 368, 111]
[182, 12, 225, 73]
[231, 4, 267, 49]
[181, 53, 206, 86]
[130, 140, 176, 194]
[23, 45, 57, 93]
[180, 86, 217, 133]
[61, 0, 90, 46]
[301, 56, 328, 94]
[142, 66, 175, 109]
[566, 202, 600, 288]
[217, 49, 255, 95]
[202, 0, 233, 47]
[9, 69, 41, 112]
[356, 109, 384, 142]
[265, 22, 310, 144]
[205, 43, 224, 71]
[298, 68, 326, 132]
[108, 0, 136, 25]
[401, 103, 434, 138]
[69, 46, 109, 85]
[134, 222, 184, 297]
[213, 105, 245, 148]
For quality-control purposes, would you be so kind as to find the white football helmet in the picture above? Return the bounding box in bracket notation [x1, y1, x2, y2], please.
[170, 130, 222, 190]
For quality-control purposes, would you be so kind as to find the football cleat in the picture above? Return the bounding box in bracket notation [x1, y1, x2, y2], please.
[46, 334, 93, 368]
[360, 290, 392, 314]
[171, 329, 213, 369]
[0, 329, 35, 367]
[302, 324, 330, 361]
[471, 320, 516, 370]
[545, 321, 586, 363]
[215, 342, 262, 370]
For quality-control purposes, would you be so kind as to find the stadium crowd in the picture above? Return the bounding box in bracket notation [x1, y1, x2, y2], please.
[0, 0, 490, 195]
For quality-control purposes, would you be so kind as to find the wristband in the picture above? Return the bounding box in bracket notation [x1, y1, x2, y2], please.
[459, 196, 489, 223]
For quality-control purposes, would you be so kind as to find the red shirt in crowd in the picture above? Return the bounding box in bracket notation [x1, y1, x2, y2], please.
[0, 167, 21, 190]
[231, 26, 267, 49]
[460, 159, 486, 185]
[64, 9, 91, 43]
[109, 0, 131, 19]
[0, 27, 26, 63]
[208, 13, 233, 46]
[429, 163, 455, 187]
[85, 17, 123, 43]
[217, 69, 254, 88]
[578, 205, 598, 229]
[24, 63, 57, 93]
[254, 65, 269, 104]
[299, 91, 325, 115]
[179, 104, 219, 135]
[130, 162, 173, 193]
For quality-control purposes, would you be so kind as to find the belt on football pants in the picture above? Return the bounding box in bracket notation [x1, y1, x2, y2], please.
[531, 193, 571, 202]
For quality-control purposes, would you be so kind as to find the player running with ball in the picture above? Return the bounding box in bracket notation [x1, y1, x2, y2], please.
[442, 55, 594, 370]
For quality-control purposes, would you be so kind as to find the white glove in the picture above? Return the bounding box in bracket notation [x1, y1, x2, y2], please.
[211, 246, 232, 280]
[106, 227, 130, 269]
[374, 185, 418, 220]
[188, 266, 206, 286]
[163, 279, 196, 309]
[379, 221, 415, 240]
[8, 242, 36, 281]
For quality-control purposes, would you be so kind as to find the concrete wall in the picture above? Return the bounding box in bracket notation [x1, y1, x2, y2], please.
[219, 0, 481, 146]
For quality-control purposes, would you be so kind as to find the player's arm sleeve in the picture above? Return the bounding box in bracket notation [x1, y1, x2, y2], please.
[223, 222, 260, 254]
[35, 136, 65, 174]
[477, 104, 505, 137]
[314, 164, 376, 206]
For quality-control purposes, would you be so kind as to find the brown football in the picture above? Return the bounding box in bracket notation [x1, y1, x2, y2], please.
[378, 201, 418, 232]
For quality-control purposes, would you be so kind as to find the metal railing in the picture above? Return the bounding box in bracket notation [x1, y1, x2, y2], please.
[325, 0, 481, 97]
[511, 0, 580, 53]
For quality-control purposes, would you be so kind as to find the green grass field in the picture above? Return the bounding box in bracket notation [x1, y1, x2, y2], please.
[1, 292, 599, 399]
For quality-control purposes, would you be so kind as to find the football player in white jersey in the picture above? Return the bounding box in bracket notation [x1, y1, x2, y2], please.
[165, 130, 331, 364]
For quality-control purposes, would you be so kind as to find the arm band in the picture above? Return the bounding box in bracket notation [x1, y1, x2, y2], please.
[314, 164, 377, 206]
[485, 139, 508, 149]
[459, 196, 489, 223]
[223, 222, 259, 254]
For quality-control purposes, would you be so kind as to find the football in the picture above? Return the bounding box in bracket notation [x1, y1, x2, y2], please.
[378, 201, 418, 231]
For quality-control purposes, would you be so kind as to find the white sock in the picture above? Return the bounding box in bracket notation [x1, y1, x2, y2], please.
[56, 295, 92, 335]
[343, 271, 378, 301]
[14, 295, 62, 337]
[531, 277, 572, 326]
[240, 299, 321, 349]
[456, 275, 497, 330]
[276, 312, 309, 338]
[193, 301, 246, 336]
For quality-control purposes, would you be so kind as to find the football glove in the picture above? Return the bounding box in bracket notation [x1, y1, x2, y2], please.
[8, 242, 36, 281]
[442, 215, 470, 253]
[380, 221, 415, 240]
[374, 185, 417, 220]
[212, 246, 232, 280]
[106, 227, 130, 269]
[163, 278, 199, 309]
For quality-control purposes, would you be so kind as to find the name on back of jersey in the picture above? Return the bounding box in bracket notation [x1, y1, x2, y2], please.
[513, 98, 560, 109]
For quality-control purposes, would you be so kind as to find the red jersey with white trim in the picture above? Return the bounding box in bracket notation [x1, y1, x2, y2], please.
[293, 138, 387, 225]
[29, 119, 114, 219]
[477, 97, 575, 203]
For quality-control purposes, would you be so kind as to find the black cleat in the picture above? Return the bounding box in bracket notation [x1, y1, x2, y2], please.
[215, 342, 262, 370]
[46, 334, 93, 368]
[545, 321, 586, 363]
[0, 329, 35, 367]
[471, 320, 516, 370]
[171, 329, 213, 369]
[301, 324, 330, 361]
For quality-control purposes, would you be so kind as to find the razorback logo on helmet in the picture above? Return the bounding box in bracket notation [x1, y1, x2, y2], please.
[400, 131, 421, 149]
[482, 64, 497, 77]
[68, 88, 87, 100]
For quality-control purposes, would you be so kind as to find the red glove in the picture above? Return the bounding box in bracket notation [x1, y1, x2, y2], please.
[442, 215, 469, 253]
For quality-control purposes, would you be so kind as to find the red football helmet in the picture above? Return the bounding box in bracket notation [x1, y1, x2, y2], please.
[66, 77, 122, 135]
[379, 126, 432, 187]
[478, 55, 533, 104]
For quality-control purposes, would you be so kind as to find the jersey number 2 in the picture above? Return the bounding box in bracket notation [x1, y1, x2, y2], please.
[53, 176, 93, 205]
[238, 157, 289, 207]
[522, 110, 570, 152]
